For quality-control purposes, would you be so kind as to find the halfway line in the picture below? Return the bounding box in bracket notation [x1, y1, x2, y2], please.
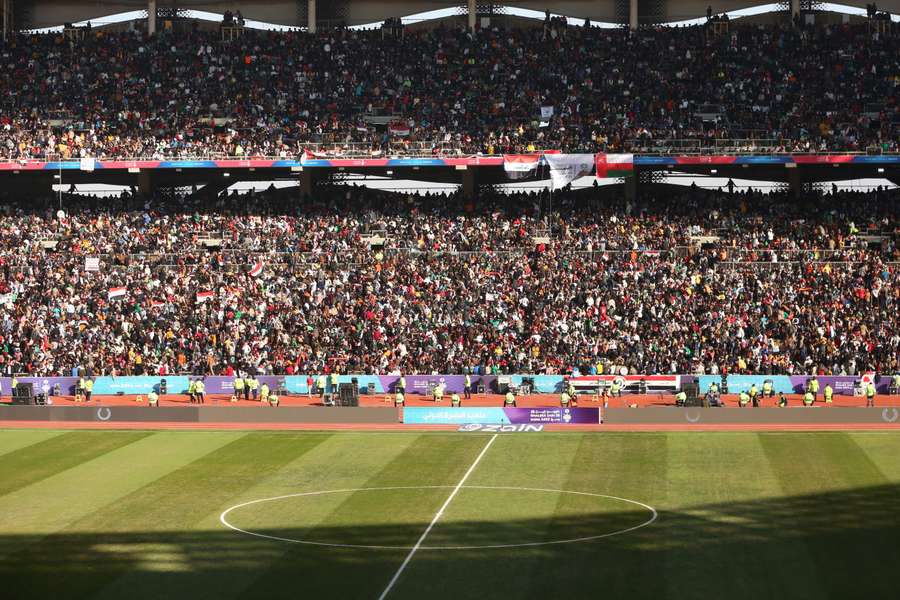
[377, 434, 498, 600]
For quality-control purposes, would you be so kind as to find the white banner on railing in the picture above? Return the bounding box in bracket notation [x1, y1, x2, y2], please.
[544, 153, 595, 189]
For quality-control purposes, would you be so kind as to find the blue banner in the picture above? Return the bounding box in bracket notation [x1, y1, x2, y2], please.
[403, 407, 511, 425]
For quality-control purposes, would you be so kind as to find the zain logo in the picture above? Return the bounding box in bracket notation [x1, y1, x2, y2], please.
[685, 410, 701, 423]
[882, 408, 899, 423]
[96, 407, 112, 421]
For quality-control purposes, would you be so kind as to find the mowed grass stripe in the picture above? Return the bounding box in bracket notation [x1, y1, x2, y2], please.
[0, 431, 243, 539]
[845, 432, 900, 481]
[391, 433, 590, 600]
[22, 433, 332, 600]
[0, 431, 153, 498]
[759, 432, 900, 597]
[239, 434, 492, 600]
[97, 433, 421, 600]
[0, 429, 65, 459]
[661, 433, 825, 600]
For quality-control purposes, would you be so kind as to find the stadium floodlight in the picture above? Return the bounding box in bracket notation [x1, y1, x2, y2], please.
[710, 169, 717, 174]
[878, 168, 885, 173]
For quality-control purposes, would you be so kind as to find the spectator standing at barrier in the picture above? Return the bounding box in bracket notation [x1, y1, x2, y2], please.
[866, 382, 876, 407]
[824, 384, 833, 404]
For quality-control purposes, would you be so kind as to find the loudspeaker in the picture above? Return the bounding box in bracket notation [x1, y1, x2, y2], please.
[339, 383, 357, 406]
[682, 382, 700, 401]
[496, 376, 511, 394]
[15, 382, 33, 398]
[160, 379, 167, 395]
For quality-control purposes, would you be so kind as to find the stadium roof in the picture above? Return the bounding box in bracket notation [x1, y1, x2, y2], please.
[14, 0, 900, 30]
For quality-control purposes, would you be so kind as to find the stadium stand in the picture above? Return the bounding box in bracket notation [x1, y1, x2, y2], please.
[0, 21, 898, 160]
[0, 184, 897, 378]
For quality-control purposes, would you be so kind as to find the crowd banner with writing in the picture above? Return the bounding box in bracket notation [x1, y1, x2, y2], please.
[596, 153, 634, 178]
[568, 375, 681, 394]
[544, 153, 595, 188]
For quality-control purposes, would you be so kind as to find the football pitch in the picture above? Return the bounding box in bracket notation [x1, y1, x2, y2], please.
[1, 430, 899, 599]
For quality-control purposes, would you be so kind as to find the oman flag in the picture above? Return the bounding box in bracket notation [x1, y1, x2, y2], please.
[595, 153, 634, 179]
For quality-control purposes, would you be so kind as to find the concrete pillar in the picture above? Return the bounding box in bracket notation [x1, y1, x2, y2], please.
[791, 0, 801, 18]
[147, 0, 156, 35]
[787, 166, 801, 199]
[299, 170, 313, 198]
[138, 170, 155, 196]
[467, 0, 476, 31]
[624, 172, 638, 201]
[308, 0, 316, 34]
[629, 0, 638, 30]
[461, 168, 476, 200]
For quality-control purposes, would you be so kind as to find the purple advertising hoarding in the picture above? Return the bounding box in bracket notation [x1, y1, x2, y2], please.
[504, 407, 600, 424]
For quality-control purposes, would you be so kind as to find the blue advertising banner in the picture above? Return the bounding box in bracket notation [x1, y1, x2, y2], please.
[403, 407, 511, 425]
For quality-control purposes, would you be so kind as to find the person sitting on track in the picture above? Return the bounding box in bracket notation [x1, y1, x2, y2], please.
[504, 391, 517, 407]
[560, 391, 571, 407]
[394, 391, 405, 407]
[803, 390, 814, 406]
[778, 392, 788, 407]
[451, 392, 461, 407]
[675, 390, 687, 406]
[738, 390, 751, 407]
[824, 383, 833, 404]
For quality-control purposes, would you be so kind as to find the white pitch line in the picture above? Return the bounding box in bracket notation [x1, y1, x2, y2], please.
[377, 434, 498, 600]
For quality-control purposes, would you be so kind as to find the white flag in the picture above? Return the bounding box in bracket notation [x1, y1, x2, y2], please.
[80, 157, 96, 172]
[544, 154, 595, 189]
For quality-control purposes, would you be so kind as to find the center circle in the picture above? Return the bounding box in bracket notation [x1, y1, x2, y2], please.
[220, 485, 657, 550]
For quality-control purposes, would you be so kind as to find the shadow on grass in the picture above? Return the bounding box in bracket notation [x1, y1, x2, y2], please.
[1, 483, 899, 599]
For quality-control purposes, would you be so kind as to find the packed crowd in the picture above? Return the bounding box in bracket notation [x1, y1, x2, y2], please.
[0, 20, 898, 160]
[0, 184, 897, 378]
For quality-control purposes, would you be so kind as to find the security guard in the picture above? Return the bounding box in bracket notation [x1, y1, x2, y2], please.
[738, 390, 750, 407]
[84, 378, 94, 402]
[464, 374, 472, 399]
[148, 390, 159, 407]
[187, 379, 197, 403]
[560, 391, 571, 407]
[893, 374, 900, 395]
[749, 383, 759, 407]
[823, 384, 833, 404]
[233, 375, 245, 399]
[329, 372, 339, 395]
[10, 375, 18, 397]
[609, 379, 622, 398]
[866, 381, 876, 407]
[803, 390, 814, 406]
[248, 376, 259, 401]
[451, 392, 461, 407]
[778, 392, 788, 407]
[269, 394, 280, 407]
[807, 376, 820, 402]
[260, 383, 270, 404]
[504, 391, 516, 407]
[316, 374, 327, 399]
[78, 376, 86, 399]
[394, 391, 405, 407]
[397, 375, 406, 395]
[762, 380, 773, 398]
[675, 390, 687, 406]
[194, 379, 205, 404]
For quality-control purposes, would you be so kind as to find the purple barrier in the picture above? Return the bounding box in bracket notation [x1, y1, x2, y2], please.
[378, 375, 498, 394]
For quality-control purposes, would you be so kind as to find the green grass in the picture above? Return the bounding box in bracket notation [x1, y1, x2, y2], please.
[1, 430, 899, 599]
